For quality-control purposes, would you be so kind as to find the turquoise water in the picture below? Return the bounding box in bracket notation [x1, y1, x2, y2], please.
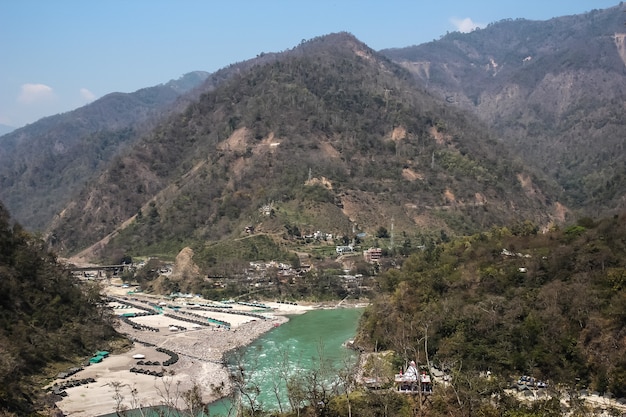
[100, 308, 363, 417]
[218, 307, 363, 415]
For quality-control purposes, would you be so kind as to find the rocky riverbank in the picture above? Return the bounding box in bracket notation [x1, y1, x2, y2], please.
[54, 294, 313, 417]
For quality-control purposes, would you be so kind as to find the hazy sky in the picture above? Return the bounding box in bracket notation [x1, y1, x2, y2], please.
[0, 0, 619, 128]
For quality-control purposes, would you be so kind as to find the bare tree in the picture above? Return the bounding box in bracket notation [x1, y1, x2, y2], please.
[181, 383, 208, 417]
[154, 376, 184, 414]
[282, 339, 340, 417]
[229, 348, 263, 416]
[286, 375, 307, 417]
[355, 352, 398, 417]
[108, 376, 208, 417]
[336, 352, 358, 417]
[108, 381, 128, 417]
[269, 346, 293, 414]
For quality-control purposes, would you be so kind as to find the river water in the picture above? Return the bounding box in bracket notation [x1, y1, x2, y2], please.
[100, 308, 363, 417]
[211, 307, 364, 416]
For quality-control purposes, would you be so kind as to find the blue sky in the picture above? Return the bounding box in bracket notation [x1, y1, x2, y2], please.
[0, 0, 619, 128]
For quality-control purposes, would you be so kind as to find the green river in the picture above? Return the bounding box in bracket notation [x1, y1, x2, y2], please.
[212, 307, 364, 416]
[100, 307, 363, 417]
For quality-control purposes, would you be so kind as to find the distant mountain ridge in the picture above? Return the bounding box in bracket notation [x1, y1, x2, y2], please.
[380, 3, 626, 215]
[4, 5, 623, 265]
[47, 32, 559, 262]
[0, 71, 210, 230]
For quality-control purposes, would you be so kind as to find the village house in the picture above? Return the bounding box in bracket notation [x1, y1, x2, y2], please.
[363, 247, 382, 263]
[336, 245, 354, 254]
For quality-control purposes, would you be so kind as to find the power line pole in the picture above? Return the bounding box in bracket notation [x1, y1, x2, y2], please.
[390, 216, 395, 251]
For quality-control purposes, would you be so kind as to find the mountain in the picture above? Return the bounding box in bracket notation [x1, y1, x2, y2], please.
[0, 71, 209, 231]
[47, 33, 561, 264]
[0, 202, 121, 414]
[380, 4, 626, 216]
[357, 212, 626, 400]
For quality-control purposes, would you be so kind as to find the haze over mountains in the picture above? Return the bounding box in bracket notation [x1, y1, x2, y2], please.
[0, 71, 210, 231]
[1, 4, 624, 264]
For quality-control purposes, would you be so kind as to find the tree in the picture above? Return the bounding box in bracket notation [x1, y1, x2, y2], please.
[285, 340, 338, 417]
[229, 348, 263, 416]
[148, 201, 160, 225]
[0, 203, 119, 414]
[286, 375, 307, 417]
[336, 353, 359, 417]
[291, 253, 302, 269]
[181, 383, 208, 417]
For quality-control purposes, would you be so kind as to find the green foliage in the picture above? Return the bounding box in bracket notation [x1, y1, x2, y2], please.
[564, 224, 586, 238]
[0, 203, 120, 414]
[376, 226, 390, 239]
[510, 220, 539, 236]
[300, 184, 336, 204]
[133, 258, 165, 285]
[435, 149, 494, 182]
[0, 71, 209, 232]
[357, 213, 626, 396]
[47, 33, 554, 260]
[195, 234, 289, 270]
[382, 6, 626, 217]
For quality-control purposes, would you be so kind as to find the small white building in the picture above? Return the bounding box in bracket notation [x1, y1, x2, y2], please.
[336, 245, 354, 254]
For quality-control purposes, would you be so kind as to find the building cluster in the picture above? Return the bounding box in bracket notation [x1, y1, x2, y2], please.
[204, 259, 373, 295]
[247, 261, 311, 282]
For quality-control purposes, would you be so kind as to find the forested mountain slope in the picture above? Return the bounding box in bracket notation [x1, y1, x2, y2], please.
[47, 33, 562, 266]
[0, 71, 209, 231]
[381, 4, 626, 216]
[357, 213, 626, 397]
[0, 203, 121, 414]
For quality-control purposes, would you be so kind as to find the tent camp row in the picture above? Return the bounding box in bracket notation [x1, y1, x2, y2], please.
[89, 351, 109, 364]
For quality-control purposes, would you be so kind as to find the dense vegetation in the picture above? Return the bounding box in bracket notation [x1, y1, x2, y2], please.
[357, 213, 626, 400]
[49, 33, 554, 266]
[0, 7, 623, 416]
[0, 203, 121, 415]
[0, 71, 209, 231]
[382, 4, 626, 216]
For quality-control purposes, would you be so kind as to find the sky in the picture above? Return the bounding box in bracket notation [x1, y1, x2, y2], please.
[0, 0, 620, 129]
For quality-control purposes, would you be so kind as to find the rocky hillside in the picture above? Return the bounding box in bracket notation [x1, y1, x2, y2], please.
[381, 4, 626, 216]
[0, 71, 209, 231]
[47, 33, 562, 265]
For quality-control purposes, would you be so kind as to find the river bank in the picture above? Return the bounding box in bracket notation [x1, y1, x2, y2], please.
[53, 286, 364, 417]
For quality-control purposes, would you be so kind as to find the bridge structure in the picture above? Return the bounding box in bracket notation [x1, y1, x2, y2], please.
[69, 264, 132, 278]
